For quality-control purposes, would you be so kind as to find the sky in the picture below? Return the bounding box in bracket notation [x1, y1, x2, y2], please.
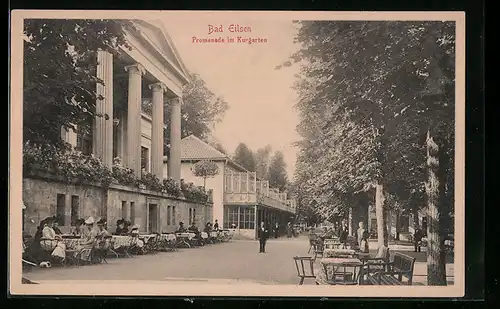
[160, 14, 301, 178]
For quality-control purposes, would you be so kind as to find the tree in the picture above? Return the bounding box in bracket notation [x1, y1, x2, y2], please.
[281, 21, 454, 285]
[254, 145, 272, 179]
[192, 160, 220, 189]
[162, 73, 229, 154]
[233, 143, 256, 172]
[210, 141, 229, 155]
[268, 151, 288, 192]
[23, 19, 132, 146]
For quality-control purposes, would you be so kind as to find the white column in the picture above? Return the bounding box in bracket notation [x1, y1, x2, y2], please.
[124, 63, 145, 176]
[149, 82, 166, 179]
[168, 97, 182, 182]
[93, 50, 114, 167]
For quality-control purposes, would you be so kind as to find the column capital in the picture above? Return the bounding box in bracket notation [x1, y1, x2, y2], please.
[125, 63, 146, 76]
[149, 82, 166, 93]
[171, 97, 183, 105]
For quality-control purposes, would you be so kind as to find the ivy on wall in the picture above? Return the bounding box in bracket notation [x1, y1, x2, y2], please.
[23, 141, 210, 204]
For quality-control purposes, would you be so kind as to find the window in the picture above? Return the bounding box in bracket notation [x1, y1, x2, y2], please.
[76, 122, 93, 156]
[167, 206, 171, 225]
[172, 206, 176, 225]
[188, 208, 196, 225]
[224, 206, 239, 229]
[121, 201, 128, 220]
[130, 202, 135, 224]
[56, 194, 66, 225]
[71, 195, 79, 225]
[141, 146, 149, 172]
[241, 174, 247, 193]
[232, 174, 239, 193]
[224, 171, 232, 192]
[239, 207, 255, 229]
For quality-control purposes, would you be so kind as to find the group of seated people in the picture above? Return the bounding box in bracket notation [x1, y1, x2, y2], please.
[25, 216, 111, 264]
[173, 220, 222, 246]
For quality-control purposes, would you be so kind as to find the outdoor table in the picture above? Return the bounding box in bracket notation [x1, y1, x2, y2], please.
[317, 257, 363, 285]
[62, 238, 81, 250]
[209, 231, 218, 238]
[61, 234, 81, 239]
[112, 235, 132, 250]
[175, 232, 195, 248]
[201, 232, 209, 239]
[139, 234, 157, 244]
[323, 248, 357, 258]
[324, 242, 342, 250]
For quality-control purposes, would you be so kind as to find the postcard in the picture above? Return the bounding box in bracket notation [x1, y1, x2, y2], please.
[9, 10, 465, 297]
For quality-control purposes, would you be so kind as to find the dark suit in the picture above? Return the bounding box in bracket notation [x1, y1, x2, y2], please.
[258, 226, 269, 253]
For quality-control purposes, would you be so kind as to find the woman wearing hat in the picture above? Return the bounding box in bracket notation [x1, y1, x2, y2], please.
[115, 219, 130, 235]
[96, 218, 111, 237]
[129, 224, 145, 254]
[74, 216, 98, 263]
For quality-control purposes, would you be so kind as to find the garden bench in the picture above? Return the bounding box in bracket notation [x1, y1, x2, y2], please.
[365, 252, 416, 285]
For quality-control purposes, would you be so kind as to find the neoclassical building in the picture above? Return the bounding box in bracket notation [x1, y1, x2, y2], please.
[23, 20, 212, 235]
[61, 20, 187, 181]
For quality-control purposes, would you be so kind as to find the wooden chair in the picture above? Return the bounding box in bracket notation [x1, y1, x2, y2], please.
[312, 239, 324, 261]
[358, 246, 390, 284]
[366, 252, 416, 285]
[293, 256, 319, 285]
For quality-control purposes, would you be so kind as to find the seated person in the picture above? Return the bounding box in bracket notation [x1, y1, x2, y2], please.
[188, 222, 199, 233]
[71, 218, 86, 236]
[176, 222, 187, 233]
[51, 216, 63, 235]
[96, 218, 111, 237]
[130, 224, 144, 250]
[204, 222, 212, 233]
[40, 217, 66, 261]
[213, 219, 219, 231]
[74, 217, 98, 262]
[115, 219, 129, 235]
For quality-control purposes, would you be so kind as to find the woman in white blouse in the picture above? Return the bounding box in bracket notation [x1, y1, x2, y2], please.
[40, 217, 66, 260]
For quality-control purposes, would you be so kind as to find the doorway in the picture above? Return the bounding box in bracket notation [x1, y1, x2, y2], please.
[148, 203, 159, 233]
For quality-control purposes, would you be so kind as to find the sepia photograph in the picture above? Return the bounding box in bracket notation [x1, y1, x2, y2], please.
[9, 11, 465, 297]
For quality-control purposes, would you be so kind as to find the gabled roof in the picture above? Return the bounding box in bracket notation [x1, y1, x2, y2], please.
[172, 135, 249, 172]
[132, 19, 191, 84]
[180, 135, 228, 161]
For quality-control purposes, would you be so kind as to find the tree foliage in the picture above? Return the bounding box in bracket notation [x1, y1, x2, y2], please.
[283, 21, 454, 220]
[254, 145, 272, 180]
[192, 159, 220, 188]
[233, 143, 256, 172]
[23, 19, 133, 146]
[162, 73, 229, 154]
[268, 151, 288, 192]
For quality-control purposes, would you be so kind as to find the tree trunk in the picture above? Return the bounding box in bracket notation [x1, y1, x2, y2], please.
[203, 177, 206, 189]
[425, 130, 447, 286]
[395, 210, 401, 241]
[375, 183, 388, 247]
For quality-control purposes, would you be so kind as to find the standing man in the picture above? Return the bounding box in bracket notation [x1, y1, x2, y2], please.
[213, 219, 219, 231]
[258, 221, 269, 253]
[414, 226, 423, 252]
[274, 222, 279, 238]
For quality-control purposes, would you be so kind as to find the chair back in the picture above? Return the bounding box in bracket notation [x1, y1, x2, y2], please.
[293, 256, 315, 277]
[375, 246, 390, 260]
[392, 252, 416, 284]
[39, 239, 58, 252]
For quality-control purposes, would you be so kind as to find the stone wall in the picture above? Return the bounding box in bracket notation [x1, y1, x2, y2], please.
[22, 176, 212, 236]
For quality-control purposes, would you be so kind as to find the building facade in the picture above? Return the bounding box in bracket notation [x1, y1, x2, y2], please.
[23, 20, 213, 235]
[165, 135, 297, 239]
